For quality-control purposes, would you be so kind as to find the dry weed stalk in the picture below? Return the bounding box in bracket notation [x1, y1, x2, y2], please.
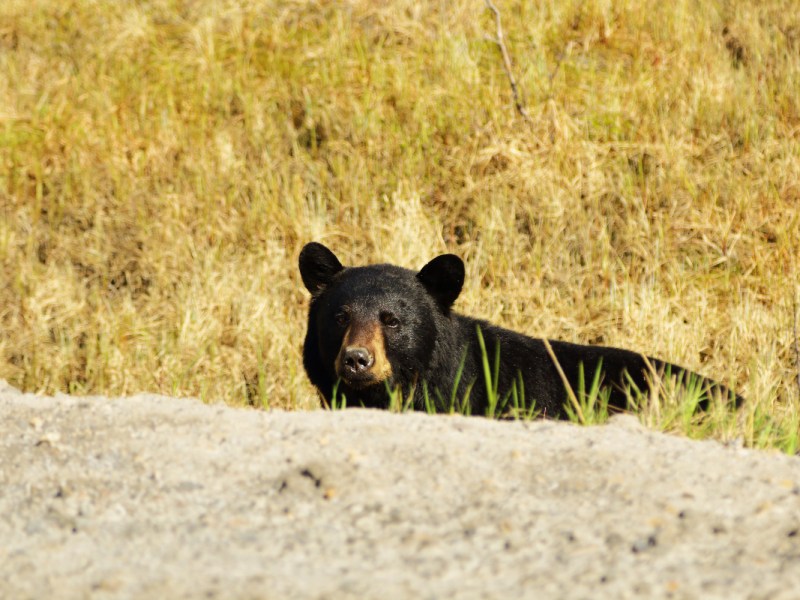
[793, 286, 800, 402]
[484, 0, 534, 125]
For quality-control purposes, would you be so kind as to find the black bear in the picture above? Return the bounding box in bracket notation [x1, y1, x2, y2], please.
[299, 242, 742, 418]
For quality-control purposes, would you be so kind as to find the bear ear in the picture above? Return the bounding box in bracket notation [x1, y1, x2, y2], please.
[299, 242, 344, 295]
[417, 254, 465, 309]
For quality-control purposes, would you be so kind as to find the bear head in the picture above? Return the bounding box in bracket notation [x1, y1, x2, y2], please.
[299, 242, 464, 408]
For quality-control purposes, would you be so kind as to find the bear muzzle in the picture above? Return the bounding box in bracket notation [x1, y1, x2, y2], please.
[334, 323, 393, 388]
[339, 346, 376, 387]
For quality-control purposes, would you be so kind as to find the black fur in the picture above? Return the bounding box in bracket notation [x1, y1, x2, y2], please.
[299, 242, 743, 418]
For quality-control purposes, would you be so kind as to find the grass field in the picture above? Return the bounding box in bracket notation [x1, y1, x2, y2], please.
[2, 0, 799, 450]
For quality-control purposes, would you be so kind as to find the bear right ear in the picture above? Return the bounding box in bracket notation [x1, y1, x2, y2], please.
[299, 242, 344, 295]
[417, 253, 465, 310]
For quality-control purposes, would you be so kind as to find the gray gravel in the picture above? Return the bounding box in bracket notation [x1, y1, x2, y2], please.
[2, 379, 800, 599]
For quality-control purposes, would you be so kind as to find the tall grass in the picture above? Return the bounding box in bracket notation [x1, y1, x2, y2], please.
[1, 0, 799, 449]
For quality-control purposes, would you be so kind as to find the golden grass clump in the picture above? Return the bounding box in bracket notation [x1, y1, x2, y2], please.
[1, 0, 799, 448]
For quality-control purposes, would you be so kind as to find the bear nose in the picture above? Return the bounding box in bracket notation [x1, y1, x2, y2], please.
[342, 347, 374, 375]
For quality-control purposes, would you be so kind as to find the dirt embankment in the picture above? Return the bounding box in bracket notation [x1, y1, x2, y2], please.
[2, 380, 799, 599]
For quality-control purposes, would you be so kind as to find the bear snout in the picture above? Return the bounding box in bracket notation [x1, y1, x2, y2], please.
[334, 322, 393, 387]
[342, 347, 375, 375]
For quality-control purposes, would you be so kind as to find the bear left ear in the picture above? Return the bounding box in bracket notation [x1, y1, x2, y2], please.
[299, 242, 344, 295]
[417, 254, 465, 309]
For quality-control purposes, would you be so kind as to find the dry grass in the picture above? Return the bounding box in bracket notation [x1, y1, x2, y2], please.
[2, 0, 799, 449]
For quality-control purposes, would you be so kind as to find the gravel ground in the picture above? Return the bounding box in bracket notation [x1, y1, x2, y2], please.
[2, 379, 800, 599]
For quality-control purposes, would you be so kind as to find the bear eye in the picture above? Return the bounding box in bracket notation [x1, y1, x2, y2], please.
[380, 312, 400, 328]
[334, 310, 350, 326]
